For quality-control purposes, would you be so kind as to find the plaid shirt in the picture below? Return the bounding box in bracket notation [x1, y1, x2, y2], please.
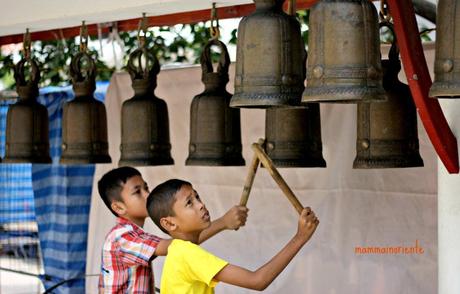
[99, 217, 161, 293]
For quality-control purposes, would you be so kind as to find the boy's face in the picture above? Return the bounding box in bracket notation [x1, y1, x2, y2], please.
[112, 175, 149, 225]
[170, 184, 211, 233]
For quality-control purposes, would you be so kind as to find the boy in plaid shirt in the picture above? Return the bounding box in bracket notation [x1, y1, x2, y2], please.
[97, 167, 248, 293]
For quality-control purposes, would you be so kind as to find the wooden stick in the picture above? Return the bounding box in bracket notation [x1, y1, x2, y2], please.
[239, 154, 260, 206]
[251, 143, 304, 215]
[239, 139, 264, 207]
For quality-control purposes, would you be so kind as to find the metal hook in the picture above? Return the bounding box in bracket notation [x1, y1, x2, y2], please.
[23, 28, 31, 59]
[210, 3, 220, 39]
[379, 0, 392, 22]
[80, 21, 88, 52]
[137, 13, 148, 47]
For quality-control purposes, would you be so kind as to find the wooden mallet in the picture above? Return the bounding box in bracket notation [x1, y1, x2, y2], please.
[239, 138, 264, 207]
[239, 139, 304, 215]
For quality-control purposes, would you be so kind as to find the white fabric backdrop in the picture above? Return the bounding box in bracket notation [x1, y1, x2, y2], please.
[86, 45, 437, 293]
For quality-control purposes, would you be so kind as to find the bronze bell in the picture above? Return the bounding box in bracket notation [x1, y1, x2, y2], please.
[353, 25, 424, 168]
[118, 37, 174, 166]
[186, 39, 245, 166]
[429, 0, 460, 98]
[302, 0, 386, 103]
[60, 51, 111, 164]
[265, 104, 326, 167]
[4, 58, 51, 163]
[230, 0, 306, 108]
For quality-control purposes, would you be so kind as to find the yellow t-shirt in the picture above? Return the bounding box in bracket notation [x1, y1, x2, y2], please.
[160, 239, 229, 294]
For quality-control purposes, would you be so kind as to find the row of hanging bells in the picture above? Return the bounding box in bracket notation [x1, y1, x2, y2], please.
[230, 0, 424, 168]
[2, 0, 434, 168]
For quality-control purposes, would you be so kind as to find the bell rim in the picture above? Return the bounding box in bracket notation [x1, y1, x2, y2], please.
[264, 157, 327, 168]
[429, 83, 460, 99]
[302, 87, 387, 104]
[230, 93, 302, 108]
[352, 155, 424, 169]
[3, 156, 52, 164]
[118, 157, 174, 167]
[60, 154, 112, 164]
[185, 156, 245, 166]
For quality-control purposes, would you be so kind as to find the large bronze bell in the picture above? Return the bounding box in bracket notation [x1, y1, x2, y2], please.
[429, 0, 460, 98]
[60, 51, 111, 164]
[119, 36, 174, 166]
[230, 0, 305, 108]
[265, 104, 326, 167]
[186, 39, 245, 166]
[4, 58, 51, 163]
[302, 0, 386, 103]
[353, 26, 424, 168]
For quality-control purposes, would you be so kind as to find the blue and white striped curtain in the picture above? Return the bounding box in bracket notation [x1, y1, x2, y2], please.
[32, 84, 107, 293]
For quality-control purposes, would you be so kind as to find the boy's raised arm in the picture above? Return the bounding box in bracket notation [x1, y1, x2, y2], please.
[154, 205, 248, 256]
[198, 205, 248, 244]
[214, 207, 319, 291]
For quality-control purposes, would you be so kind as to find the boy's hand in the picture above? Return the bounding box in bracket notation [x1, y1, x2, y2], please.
[296, 207, 319, 244]
[223, 205, 249, 230]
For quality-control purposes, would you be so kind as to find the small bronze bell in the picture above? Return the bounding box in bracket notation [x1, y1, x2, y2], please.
[186, 39, 245, 166]
[429, 0, 460, 98]
[265, 104, 326, 167]
[354, 24, 424, 168]
[60, 49, 111, 164]
[302, 0, 386, 103]
[230, 0, 305, 108]
[119, 27, 174, 166]
[4, 57, 51, 163]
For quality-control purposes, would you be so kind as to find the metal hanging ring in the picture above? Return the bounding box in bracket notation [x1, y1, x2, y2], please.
[127, 47, 159, 79]
[201, 38, 230, 75]
[15, 58, 40, 87]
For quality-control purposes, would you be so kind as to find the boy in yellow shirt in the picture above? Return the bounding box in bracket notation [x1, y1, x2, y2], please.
[98, 167, 248, 293]
[147, 179, 319, 293]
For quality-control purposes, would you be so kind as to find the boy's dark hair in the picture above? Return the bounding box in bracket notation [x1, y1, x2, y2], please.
[98, 167, 142, 217]
[147, 179, 191, 234]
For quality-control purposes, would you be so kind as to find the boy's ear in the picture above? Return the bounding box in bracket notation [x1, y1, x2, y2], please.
[160, 216, 177, 232]
[111, 201, 127, 216]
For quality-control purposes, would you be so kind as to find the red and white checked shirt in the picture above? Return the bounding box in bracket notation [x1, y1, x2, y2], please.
[99, 217, 161, 293]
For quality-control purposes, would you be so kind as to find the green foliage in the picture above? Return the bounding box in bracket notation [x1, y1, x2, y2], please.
[0, 53, 15, 89]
